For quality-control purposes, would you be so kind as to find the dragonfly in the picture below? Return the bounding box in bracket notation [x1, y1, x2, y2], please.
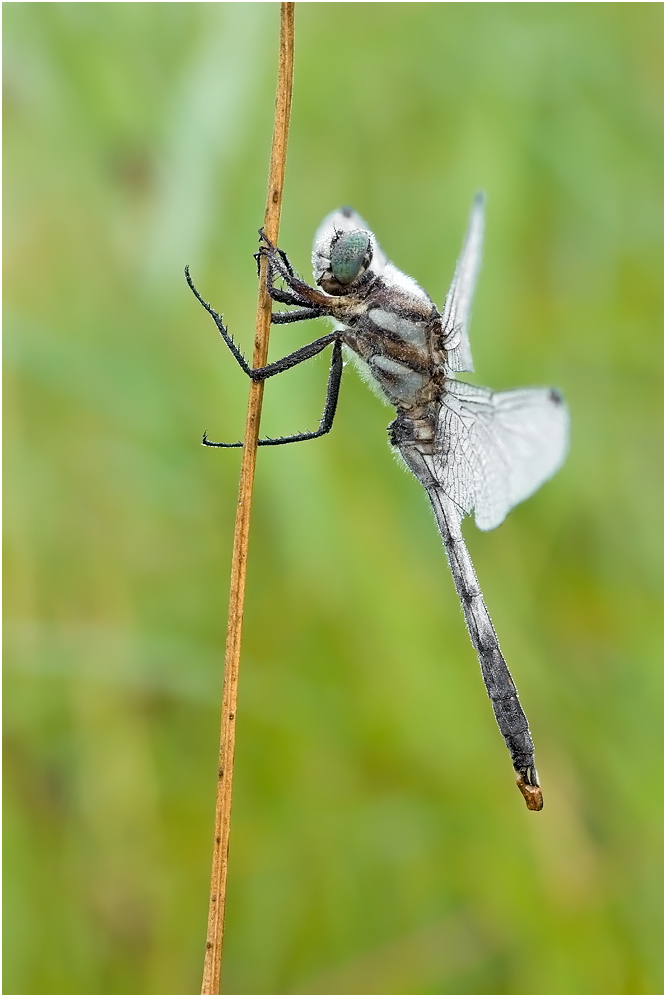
[186, 195, 568, 810]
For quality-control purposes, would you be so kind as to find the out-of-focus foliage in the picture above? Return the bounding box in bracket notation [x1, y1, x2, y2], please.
[4, 4, 662, 994]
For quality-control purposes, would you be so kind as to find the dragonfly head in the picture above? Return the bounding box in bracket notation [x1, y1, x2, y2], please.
[314, 227, 375, 295]
[317, 229, 372, 295]
[330, 230, 372, 283]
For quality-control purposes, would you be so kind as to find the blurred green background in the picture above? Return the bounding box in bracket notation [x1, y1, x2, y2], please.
[4, 3, 662, 994]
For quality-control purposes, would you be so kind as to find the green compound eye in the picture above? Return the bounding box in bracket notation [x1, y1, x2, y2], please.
[330, 231, 371, 285]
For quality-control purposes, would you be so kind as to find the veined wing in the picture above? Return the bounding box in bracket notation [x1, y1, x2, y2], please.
[440, 194, 484, 374]
[432, 379, 569, 531]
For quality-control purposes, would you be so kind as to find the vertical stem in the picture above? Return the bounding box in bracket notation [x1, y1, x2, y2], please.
[200, 5, 295, 994]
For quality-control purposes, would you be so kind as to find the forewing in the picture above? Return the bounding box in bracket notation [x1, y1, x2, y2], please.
[440, 194, 485, 373]
[433, 380, 569, 531]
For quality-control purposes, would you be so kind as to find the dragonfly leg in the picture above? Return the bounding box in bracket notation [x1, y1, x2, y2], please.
[264, 280, 315, 309]
[185, 265, 253, 375]
[203, 339, 343, 448]
[271, 308, 324, 325]
[188, 249, 342, 448]
[186, 265, 335, 379]
[254, 241, 297, 281]
[259, 233, 333, 310]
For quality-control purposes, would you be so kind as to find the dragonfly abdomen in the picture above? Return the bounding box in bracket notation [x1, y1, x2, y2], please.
[396, 443, 544, 811]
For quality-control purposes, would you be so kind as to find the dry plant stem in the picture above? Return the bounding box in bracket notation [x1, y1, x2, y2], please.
[200, 5, 295, 995]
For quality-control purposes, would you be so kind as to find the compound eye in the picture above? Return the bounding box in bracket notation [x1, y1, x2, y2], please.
[330, 231, 371, 285]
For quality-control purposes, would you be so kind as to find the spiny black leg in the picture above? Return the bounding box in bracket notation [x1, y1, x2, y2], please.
[249, 332, 338, 379]
[186, 265, 334, 380]
[204, 339, 343, 448]
[271, 308, 324, 325]
[200, 333, 339, 446]
[253, 241, 295, 280]
[260, 247, 316, 308]
[277, 246, 296, 278]
[185, 266, 253, 375]
[257, 227, 274, 250]
[202, 431, 243, 449]
[258, 230, 296, 279]
[263, 251, 316, 307]
[189, 253, 343, 449]
[265, 282, 315, 309]
[257, 338, 343, 445]
[261, 244, 304, 290]
[259, 236, 331, 309]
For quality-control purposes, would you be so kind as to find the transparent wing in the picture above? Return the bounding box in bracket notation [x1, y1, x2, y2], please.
[432, 379, 569, 531]
[440, 194, 485, 374]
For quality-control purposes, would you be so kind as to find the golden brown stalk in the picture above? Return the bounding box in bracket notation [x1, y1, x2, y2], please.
[200, 5, 295, 993]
